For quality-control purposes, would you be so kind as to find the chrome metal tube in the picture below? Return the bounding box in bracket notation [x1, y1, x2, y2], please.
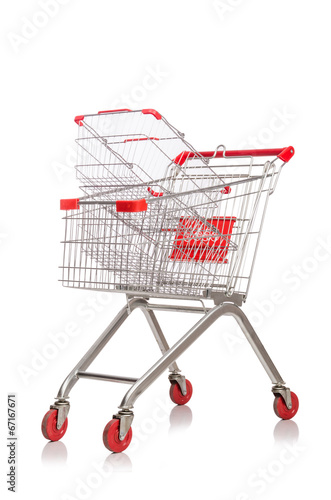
[146, 304, 210, 314]
[56, 297, 148, 399]
[228, 307, 285, 385]
[119, 302, 285, 409]
[76, 371, 138, 384]
[140, 307, 179, 372]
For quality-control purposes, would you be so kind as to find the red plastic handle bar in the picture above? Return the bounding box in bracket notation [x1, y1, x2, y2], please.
[173, 146, 295, 166]
[60, 198, 148, 212]
[75, 109, 162, 125]
[98, 109, 161, 119]
[60, 198, 80, 210]
[98, 109, 132, 114]
[116, 199, 148, 212]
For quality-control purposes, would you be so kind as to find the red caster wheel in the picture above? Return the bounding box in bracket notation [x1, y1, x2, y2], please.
[274, 391, 299, 420]
[41, 409, 68, 441]
[170, 379, 193, 405]
[103, 419, 132, 453]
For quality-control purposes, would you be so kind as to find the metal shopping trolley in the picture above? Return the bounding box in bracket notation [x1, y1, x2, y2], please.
[41, 108, 298, 452]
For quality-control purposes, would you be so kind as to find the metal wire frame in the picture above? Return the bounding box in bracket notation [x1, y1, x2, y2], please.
[60, 110, 286, 299]
[74, 111, 218, 202]
[61, 182, 284, 298]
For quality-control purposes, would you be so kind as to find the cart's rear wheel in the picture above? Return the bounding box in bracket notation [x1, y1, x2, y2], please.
[170, 379, 193, 405]
[41, 409, 68, 441]
[273, 391, 299, 420]
[103, 419, 132, 453]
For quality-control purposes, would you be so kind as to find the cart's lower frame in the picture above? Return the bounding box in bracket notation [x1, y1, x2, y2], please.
[47, 294, 296, 449]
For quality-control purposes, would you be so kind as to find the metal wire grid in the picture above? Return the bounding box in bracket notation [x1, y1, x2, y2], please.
[61, 152, 281, 298]
[74, 111, 220, 203]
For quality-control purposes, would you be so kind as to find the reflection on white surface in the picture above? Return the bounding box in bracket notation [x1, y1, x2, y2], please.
[273, 420, 299, 446]
[169, 405, 193, 435]
[41, 441, 68, 465]
[104, 452, 132, 472]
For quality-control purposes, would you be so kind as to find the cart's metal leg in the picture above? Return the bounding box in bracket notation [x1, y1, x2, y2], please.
[118, 302, 288, 412]
[51, 297, 149, 428]
[231, 305, 286, 385]
[140, 307, 188, 395]
[231, 306, 292, 409]
[56, 297, 149, 399]
[141, 307, 180, 373]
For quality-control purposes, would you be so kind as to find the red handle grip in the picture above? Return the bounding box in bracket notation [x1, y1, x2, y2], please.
[98, 109, 132, 114]
[173, 146, 295, 166]
[60, 198, 80, 210]
[116, 199, 148, 212]
[60, 198, 148, 212]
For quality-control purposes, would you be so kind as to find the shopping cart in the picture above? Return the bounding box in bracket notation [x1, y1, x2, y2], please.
[41, 108, 298, 452]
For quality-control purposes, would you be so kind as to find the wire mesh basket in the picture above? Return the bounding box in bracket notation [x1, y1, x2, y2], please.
[61, 109, 294, 300]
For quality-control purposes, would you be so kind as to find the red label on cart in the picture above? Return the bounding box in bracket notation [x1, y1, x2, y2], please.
[168, 217, 236, 262]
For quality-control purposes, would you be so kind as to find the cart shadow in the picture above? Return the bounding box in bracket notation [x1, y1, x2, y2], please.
[41, 441, 68, 465]
[273, 419, 299, 447]
[40, 416, 295, 468]
[104, 452, 132, 472]
[42, 440, 133, 473]
[168, 405, 193, 435]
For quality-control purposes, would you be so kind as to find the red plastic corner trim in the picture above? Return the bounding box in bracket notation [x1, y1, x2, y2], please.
[173, 151, 191, 166]
[142, 109, 162, 120]
[147, 187, 163, 197]
[74, 115, 84, 126]
[98, 109, 132, 114]
[116, 199, 148, 213]
[124, 137, 159, 143]
[60, 198, 80, 210]
[277, 146, 295, 162]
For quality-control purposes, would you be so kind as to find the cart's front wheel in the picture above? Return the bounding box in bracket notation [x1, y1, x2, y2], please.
[273, 391, 299, 420]
[41, 410, 68, 441]
[103, 419, 132, 453]
[170, 379, 193, 405]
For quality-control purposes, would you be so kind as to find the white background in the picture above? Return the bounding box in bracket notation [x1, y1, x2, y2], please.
[1, 1, 330, 499]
